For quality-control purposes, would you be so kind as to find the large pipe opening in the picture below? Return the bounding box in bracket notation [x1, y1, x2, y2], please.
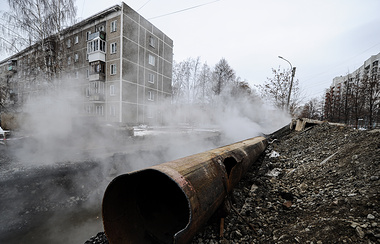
[102, 169, 190, 244]
[223, 157, 238, 178]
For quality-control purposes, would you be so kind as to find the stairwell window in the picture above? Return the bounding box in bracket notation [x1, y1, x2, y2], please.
[110, 42, 117, 54]
[147, 91, 154, 101]
[148, 54, 155, 66]
[111, 20, 117, 32]
[110, 64, 117, 75]
[149, 36, 156, 48]
[148, 73, 155, 83]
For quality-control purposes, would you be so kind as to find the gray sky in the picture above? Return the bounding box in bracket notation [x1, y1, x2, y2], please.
[2, 0, 380, 100]
[76, 0, 380, 99]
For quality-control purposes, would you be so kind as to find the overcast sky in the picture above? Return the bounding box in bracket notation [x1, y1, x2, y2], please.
[2, 0, 380, 100]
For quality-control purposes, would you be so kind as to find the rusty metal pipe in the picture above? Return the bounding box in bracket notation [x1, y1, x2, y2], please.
[102, 136, 268, 244]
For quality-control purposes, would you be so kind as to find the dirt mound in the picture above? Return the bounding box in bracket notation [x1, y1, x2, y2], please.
[192, 123, 380, 243]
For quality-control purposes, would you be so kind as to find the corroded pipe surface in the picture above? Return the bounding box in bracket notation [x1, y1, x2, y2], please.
[102, 136, 268, 244]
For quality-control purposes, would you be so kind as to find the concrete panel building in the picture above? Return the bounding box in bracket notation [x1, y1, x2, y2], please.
[0, 2, 173, 126]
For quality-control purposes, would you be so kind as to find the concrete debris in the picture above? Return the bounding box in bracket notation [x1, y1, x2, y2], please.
[265, 168, 282, 177]
[191, 122, 380, 244]
[269, 150, 280, 158]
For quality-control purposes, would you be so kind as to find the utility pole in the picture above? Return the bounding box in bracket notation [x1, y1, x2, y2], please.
[278, 56, 296, 111]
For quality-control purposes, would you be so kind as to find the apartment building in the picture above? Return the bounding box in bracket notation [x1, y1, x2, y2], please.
[0, 2, 173, 126]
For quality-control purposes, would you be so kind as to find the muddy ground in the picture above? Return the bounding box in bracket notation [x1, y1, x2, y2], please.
[191, 123, 380, 244]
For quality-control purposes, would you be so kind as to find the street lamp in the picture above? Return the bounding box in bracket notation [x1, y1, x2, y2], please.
[278, 56, 296, 111]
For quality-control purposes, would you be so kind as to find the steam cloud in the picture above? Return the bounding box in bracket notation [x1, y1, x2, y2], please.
[1, 81, 290, 243]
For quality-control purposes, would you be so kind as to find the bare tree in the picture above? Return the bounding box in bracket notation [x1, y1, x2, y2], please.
[212, 58, 235, 95]
[1, 0, 77, 81]
[257, 67, 301, 116]
[195, 62, 213, 104]
[173, 57, 215, 104]
[299, 97, 323, 120]
[351, 73, 366, 128]
[172, 58, 196, 104]
[362, 69, 380, 129]
[173, 57, 258, 107]
[229, 78, 252, 99]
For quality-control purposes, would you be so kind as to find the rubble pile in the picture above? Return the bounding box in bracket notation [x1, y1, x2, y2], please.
[193, 123, 380, 243]
[86, 123, 379, 244]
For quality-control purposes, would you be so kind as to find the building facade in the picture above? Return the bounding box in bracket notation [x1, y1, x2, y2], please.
[0, 2, 173, 126]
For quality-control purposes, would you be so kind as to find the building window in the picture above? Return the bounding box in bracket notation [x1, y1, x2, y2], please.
[95, 105, 104, 115]
[147, 91, 154, 101]
[85, 86, 90, 97]
[98, 25, 105, 32]
[75, 71, 79, 79]
[75, 35, 79, 44]
[67, 39, 71, 48]
[110, 64, 117, 75]
[149, 36, 156, 48]
[67, 56, 71, 65]
[86, 31, 91, 40]
[110, 85, 115, 96]
[148, 54, 155, 66]
[87, 38, 106, 53]
[74, 53, 79, 62]
[90, 61, 105, 74]
[110, 42, 117, 54]
[148, 73, 155, 83]
[111, 20, 117, 32]
[90, 81, 105, 94]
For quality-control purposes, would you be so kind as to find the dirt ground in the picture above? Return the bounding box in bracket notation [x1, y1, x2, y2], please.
[191, 123, 380, 244]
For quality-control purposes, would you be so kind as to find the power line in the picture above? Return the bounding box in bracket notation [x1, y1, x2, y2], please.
[301, 41, 380, 84]
[298, 42, 380, 99]
[138, 0, 152, 11]
[148, 0, 220, 20]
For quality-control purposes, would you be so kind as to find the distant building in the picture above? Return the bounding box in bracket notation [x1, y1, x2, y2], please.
[325, 52, 379, 127]
[0, 2, 173, 126]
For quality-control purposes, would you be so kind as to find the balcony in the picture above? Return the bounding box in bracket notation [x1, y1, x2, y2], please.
[89, 31, 106, 41]
[87, 31, 106, 63]
[89, 72, 105, 81]
[89, 61, 105, 81]
[89, 94, 105, 101]
[88, 52, 105, 63]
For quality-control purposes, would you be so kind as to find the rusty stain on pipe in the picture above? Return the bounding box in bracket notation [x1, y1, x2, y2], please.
[102, 136, 268, 244]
